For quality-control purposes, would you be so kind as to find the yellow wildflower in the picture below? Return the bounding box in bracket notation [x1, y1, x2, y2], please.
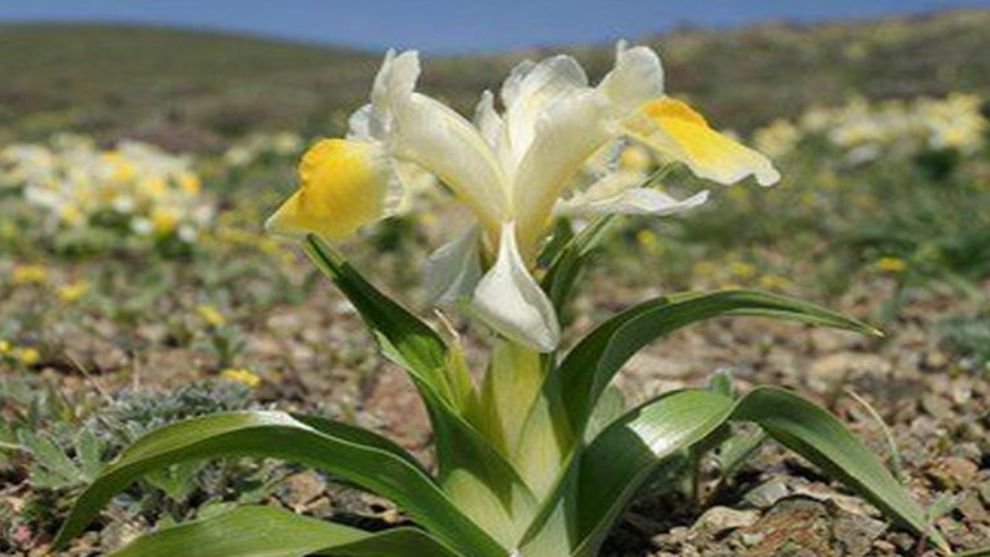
[758, 274, 793, 290]
[220, 368, 262, 388]
[197, 304, 227, 327]
[728, 261, 756, 279]
[692, 261, 719, 278]
[151, 208, 179, 234]
[57, 281, 89, 303]
[874, 256, 907, 273]
[635, 229, 663, 255]
[58, 204, 85, 226]
[144, 176, 168, 197]
[0, 340, 10, 354]
[177, 172, 201, 195]
[17, 347, 40, 365]
[12, 265, 48, 285]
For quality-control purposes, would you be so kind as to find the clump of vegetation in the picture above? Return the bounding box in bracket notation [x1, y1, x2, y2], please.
[0, 379, 281, 554]
[939, 312, 990, 372]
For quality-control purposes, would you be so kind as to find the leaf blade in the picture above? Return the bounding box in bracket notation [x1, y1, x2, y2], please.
[732, 386, 950, 553]
[557, 289, 880, 436]
[303, 235, 538, 545]
[106, 505, 462, 557]
[54, 411, 503, 557]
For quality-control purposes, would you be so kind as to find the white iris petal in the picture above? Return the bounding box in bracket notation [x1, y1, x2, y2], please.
[422, 225, 483, 304]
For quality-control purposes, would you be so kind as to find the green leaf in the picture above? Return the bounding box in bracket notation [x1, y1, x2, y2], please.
[540, 216, 616, 313]
[556, 289, 881, 437]
[75, 429, 104, 480]
[304, 235, 538, 546]
[520, 389, 734, 557]
[731, 387, 950, 553]
[54, 411, 504, 557]
[19, 430, 84, 486]
[302, 235, 449, 399]
[106, 505, 462, 557]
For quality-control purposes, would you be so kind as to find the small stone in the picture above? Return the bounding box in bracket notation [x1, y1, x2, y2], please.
[920, 393, 952, 420]
[692, 506, 760, 535]
[741, 532, 765, 546]
[832, 512, 887, 557]
[928, 457, 979, 489]
[957, 493, 988, 523]
[744, 478, 791, 509]
[99, 520, 142, 552]
[278, 471, 327, 510]
[979, 480, 990, 506]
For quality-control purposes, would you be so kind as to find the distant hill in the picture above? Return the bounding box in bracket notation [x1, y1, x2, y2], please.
[1, 9, 988, 148]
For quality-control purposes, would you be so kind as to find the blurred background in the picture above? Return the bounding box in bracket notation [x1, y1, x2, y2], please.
[2, 2, 990, 555]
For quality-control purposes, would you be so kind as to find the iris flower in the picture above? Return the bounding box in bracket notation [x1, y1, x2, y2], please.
[267, 44, 779, 352]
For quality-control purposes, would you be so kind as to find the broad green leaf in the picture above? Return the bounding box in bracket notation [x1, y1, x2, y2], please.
[732, 386, 950, 554]
[53, 411, 504, 557]
[107, 505, 462, 557]
[520, 389, 734, 557]
[556, 289, 881, 437]
[304, 235, 538, 545]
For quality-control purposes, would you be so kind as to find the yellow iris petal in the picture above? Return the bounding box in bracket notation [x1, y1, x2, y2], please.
[266, 139, 390, 240]
[630, 98, 780, 186]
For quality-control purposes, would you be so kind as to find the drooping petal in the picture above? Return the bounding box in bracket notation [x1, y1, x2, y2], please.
[266, 139, 393, 240]
[392, 93, 509, 235]
[422, 225, 483, 304]
[598, 42, 665, 116]
[559, 177, 710, 217]
[627, 97, 781, 186]
[472, 223, 560, 352]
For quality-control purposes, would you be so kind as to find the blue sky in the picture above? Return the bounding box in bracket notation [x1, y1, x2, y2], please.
[1, 0, 988, 53]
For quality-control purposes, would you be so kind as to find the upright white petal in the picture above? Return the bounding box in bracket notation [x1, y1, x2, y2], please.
[512, 90, 614, 253]
[598, 43, 665, 116]
[474, 90, 504, 150]
[473, 224, 560, 352]
[351, 50, 421, 141]
[500, 59, 536, 108]
[372, 50, 420, 115]
[392, 93, 509, 233]
[422, 225, 483, 304]
[346, 104, 375, 141]
[501, 55, 589, 169]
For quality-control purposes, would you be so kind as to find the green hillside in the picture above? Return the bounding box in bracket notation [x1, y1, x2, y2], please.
[1, 9, 988, 147]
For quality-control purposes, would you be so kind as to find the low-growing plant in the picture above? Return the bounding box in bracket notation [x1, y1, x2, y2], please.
[1, 379, 279, 549]
[56, 45, 979, 557]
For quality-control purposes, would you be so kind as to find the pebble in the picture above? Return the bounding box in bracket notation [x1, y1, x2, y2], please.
[743, 478, 791, 509]
[691, 506, 760, 535]
[928, 457, 979, 489]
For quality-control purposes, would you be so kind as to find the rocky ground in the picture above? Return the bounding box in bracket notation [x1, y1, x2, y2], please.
[2, 259, 988, 556]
